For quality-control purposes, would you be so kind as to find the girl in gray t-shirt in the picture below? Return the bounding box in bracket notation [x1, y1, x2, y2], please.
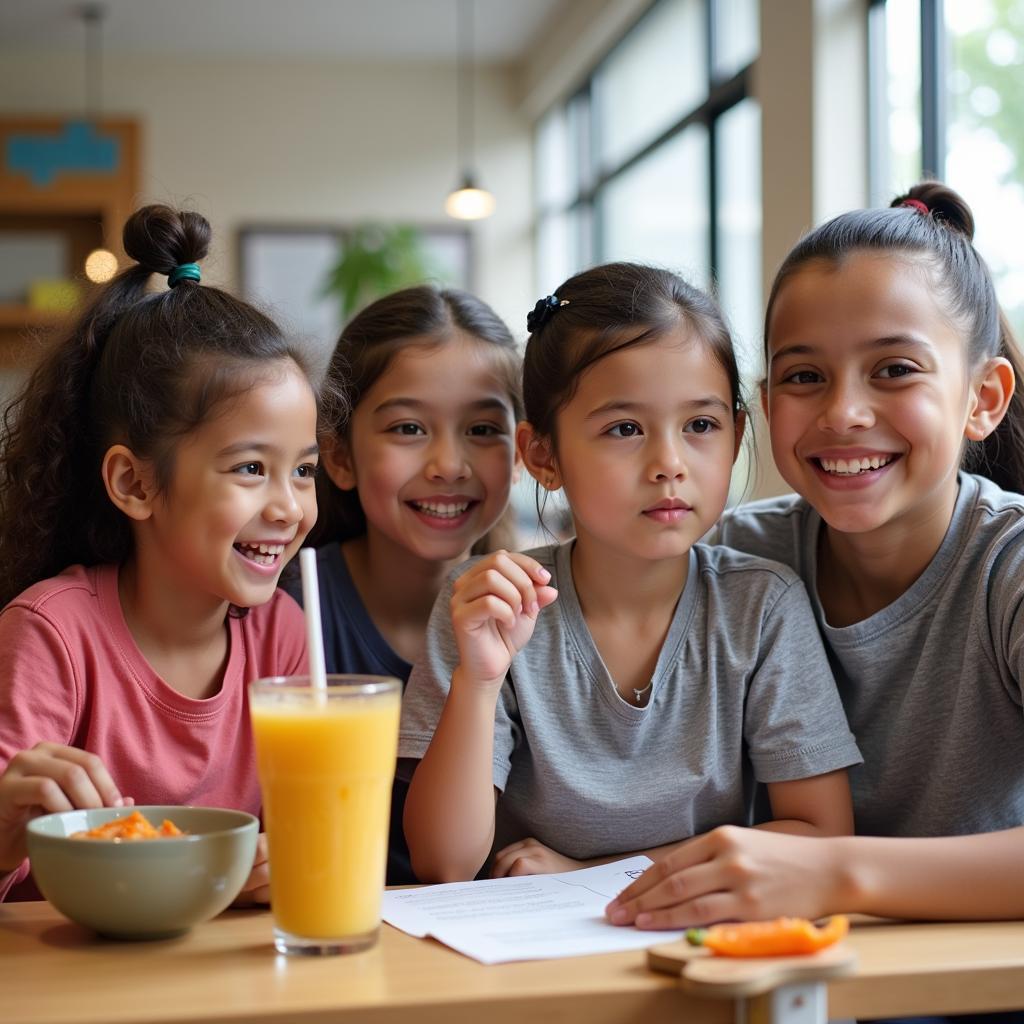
[610, 183, 1024, 933]
[401, 263, 861, 886]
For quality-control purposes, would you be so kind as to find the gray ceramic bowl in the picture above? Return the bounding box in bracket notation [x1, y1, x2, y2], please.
[26, 805, 258, 940]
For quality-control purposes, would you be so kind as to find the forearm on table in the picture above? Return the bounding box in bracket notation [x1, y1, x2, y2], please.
[404, 672, 501, 882]
[763, 771, 855, 837]
[830, 828, 1024, 920]
[755, 818, 849, 838]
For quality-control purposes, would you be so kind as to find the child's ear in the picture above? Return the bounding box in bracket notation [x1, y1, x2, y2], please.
[965, 356, 1015, 441]
[320, 436, 358, 492]
[516, 422, 561, 491]
[102, 445, 155, 521]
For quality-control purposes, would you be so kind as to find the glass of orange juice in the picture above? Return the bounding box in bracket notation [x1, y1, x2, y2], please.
[249, 674, 401, 955]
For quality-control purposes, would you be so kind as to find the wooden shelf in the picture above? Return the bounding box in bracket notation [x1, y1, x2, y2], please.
[0, 305, 69, 329]
[0, 116, 138, 368]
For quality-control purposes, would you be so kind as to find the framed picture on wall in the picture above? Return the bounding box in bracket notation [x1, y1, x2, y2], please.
[237, 224, 473, 358]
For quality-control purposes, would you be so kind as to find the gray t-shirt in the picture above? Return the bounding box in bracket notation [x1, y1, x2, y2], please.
[717, 473, 1024, 838]
[399, 541, 861, 861]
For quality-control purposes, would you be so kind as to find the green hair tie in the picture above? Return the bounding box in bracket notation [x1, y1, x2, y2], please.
[167, 262, 201, 288]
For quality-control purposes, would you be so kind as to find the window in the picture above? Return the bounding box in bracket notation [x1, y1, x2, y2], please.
[238, 225, 472, 354]
[533, 0, 761, 364]
[871, 0, 1024, 338]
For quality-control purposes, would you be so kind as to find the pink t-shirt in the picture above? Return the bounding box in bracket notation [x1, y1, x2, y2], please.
[0, 564, 307, 901]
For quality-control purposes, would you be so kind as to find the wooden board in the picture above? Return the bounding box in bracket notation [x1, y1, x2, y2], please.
[647, 939, 857, 998]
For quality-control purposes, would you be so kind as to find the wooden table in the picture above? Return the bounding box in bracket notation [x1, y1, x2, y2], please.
[3, 902, 1023, 1024]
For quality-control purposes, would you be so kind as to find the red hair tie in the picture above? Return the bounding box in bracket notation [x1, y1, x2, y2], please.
[901, 198, 930, 216]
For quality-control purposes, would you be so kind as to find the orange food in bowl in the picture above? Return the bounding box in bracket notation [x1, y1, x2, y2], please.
[71, 809, 185, 841]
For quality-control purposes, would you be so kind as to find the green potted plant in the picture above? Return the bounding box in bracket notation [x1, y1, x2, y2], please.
[320, 224, 437, 320]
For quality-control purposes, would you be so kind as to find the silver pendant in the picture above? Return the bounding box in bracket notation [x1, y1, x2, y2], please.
[633, 682, 652, 705]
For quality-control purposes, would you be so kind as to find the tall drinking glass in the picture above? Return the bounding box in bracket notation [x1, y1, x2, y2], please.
[249, 674, 401, 955]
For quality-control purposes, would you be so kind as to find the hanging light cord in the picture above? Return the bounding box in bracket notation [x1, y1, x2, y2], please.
[81, 3, 105, 120]
[456, 0, 474, 180]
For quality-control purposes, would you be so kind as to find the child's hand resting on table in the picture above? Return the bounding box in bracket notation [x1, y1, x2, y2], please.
[0, 742, 132, 872]
[451, 551, 558, 687]
[604, 825, 841, 929]
[491, 837, 584, 878]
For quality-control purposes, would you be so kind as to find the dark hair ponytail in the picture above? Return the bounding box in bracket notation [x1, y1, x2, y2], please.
[0, 204, 323, 608]
[764, 180, 1024, 494]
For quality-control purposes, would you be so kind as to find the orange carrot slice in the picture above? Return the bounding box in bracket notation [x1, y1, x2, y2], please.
[685, 915, 849, 957]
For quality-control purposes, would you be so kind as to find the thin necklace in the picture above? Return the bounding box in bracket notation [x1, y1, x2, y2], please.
[632, 681, 653, 705]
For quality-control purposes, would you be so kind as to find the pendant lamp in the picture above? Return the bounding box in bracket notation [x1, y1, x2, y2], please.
[445, 0, 495, 220]
[79, 4, 118, 283]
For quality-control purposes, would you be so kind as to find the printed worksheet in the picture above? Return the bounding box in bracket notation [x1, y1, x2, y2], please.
[381, 856, 685, 964]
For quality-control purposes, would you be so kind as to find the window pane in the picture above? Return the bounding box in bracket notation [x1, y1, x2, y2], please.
[715, 98, 762, 384]
[880, 0, 922, 198]
[598, 126, 710, 286]
[714, 0, 759, 79]
[537, 211, 572, 295]
[946, 0, 1024, 340]
[594, 0, 707, 171]
[568, 92, 593, 194]
[536, 107, 572, 209]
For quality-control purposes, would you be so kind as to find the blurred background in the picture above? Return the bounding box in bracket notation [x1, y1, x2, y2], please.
[0, 0, 1021, 501]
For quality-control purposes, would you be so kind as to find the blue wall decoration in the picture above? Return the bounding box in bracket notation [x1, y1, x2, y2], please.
[6, 120, 120, 188]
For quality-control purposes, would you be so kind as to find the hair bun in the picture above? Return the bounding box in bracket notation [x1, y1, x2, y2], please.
[122, 204, 211, 276]
[892, 181, 975, 241]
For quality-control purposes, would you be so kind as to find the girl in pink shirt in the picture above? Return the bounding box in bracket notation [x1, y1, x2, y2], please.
[0, 204, 330, 901]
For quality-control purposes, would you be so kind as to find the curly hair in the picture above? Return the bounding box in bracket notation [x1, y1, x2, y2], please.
[0, 203, 338, 608]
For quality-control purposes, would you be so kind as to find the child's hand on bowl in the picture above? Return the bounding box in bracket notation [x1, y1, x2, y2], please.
[0, 742, 129, 871]
[233, 832, 271, 905]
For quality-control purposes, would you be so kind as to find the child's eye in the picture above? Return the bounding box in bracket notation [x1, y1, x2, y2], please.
[607, 422, 643, 438]
[389, 422, 426, 436]
[467, 423, 504, 437]
[876, 363, 915, 379]
[780, 369, 822, 385]
[294, 463, 318, 479]
[234, 461, 264, 476]
[685, 417, 719, 435]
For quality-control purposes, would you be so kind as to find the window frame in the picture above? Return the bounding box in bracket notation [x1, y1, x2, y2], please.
[868, 0, 948, 202]
[533, 0, 756, 289]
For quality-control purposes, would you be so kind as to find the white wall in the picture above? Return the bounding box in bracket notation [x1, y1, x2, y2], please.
[0, 52, 534, 367]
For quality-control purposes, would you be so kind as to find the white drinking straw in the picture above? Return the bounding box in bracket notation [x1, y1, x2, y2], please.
[299, 548, 328, 692]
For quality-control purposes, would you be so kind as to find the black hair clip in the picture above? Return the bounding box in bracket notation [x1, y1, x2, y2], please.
[527, 294, 569, 334]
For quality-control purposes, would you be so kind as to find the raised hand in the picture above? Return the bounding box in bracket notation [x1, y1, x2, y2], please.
[450, 551, 558, 686]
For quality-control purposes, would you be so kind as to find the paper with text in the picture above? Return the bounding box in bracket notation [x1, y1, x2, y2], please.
[381, 856, 685, 964]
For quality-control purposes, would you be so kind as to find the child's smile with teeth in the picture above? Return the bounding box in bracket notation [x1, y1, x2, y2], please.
[410, 499, 473, 519]
[817, 454, 896, 475]
[234, 541, 286, 566]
